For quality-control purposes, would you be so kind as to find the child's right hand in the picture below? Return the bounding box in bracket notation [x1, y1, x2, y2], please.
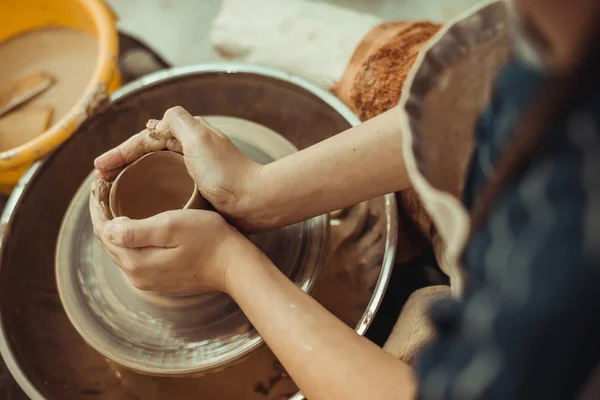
[95, 105, 409, 234]
[94, 106, 265, 232]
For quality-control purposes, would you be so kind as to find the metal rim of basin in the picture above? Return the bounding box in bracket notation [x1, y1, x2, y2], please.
[0, 63, 398, 400]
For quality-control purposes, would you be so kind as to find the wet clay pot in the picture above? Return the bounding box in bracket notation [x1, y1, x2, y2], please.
[109, 151, 208, 219]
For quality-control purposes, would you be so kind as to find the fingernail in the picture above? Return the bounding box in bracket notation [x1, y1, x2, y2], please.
[94, 155, 108, 169]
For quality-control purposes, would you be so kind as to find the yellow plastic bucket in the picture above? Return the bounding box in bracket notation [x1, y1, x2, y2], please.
[0, 0, 121, 194]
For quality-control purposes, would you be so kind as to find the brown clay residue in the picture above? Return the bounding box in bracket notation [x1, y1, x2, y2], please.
[333, 21, 442, 121]
[91, 176, 112, 221]
[146, 119, 184, 153]
[146, 119, 163, 140]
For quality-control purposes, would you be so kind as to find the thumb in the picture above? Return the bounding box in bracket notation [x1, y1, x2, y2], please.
[163, 106, 210, 155]
[104, 214, 177, 248]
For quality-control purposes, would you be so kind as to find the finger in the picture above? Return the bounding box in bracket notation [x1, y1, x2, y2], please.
[117, 247, 183, 293]
[193, 116, 227, 139]
[96, 165, 124, 181]
[97, 238, 122, 264]
[94, 133, 143, 171]
[106, 244, 158, 287]
[90, 190, 125, 259]
[104, 212, 179, 249]
[94, 124, 171, 172]
[126, 247, 211, 296]
[163, 106, 209, 152]
[123, 247, 177, 295]
[95, 223, 150, 272]
[92, 207, 131, 263]
[89, 180, 131, 254]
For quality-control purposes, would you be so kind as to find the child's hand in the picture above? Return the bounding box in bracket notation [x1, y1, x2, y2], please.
[89, 189, 249, 294]
[94, 106, 263, 232]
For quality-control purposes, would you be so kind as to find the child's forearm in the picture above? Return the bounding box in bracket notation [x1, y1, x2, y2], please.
[244, 107, 408, 230]
[225, 238, 417, 400]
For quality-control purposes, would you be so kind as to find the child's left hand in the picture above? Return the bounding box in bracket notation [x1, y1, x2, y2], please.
[89, 184, 251, 295]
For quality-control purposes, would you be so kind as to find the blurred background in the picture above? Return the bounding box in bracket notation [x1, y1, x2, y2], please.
[107, 0, 481, 65]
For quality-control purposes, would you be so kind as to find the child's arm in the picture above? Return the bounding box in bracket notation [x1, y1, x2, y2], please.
[242, 106, 408, 230]
[225, 236, 418, 400]
[95, 106, 408, 232]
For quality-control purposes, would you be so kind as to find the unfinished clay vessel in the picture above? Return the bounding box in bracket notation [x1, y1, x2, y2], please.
[109, 151, 208, 219]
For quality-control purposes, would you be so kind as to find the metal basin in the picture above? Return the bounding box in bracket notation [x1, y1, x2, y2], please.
[0, 64, 397, 399]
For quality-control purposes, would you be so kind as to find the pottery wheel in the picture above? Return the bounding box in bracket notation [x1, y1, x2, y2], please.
[56, 116, 329, 375]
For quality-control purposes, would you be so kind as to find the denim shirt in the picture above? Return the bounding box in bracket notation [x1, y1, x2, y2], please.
[415, 58, 600, 399]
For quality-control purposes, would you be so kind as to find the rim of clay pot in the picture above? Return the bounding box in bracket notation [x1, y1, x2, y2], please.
[0, 63, 397, 400]
[108, 151, 203, 219]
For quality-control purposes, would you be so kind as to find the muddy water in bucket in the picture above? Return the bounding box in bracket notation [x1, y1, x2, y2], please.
[0, 27, 98, 151]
